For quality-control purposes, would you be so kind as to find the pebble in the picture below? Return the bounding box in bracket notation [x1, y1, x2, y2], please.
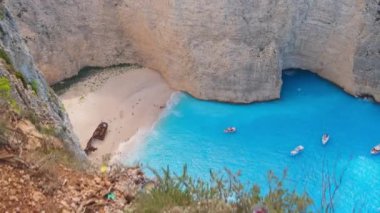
[60, 200, 70, 209]
[104, 180, 111, 187]
[9, 196, 18, 202]
[70, 203, 77, 209]
[94, 177, 101, 184]
[32, 191, 43, 202]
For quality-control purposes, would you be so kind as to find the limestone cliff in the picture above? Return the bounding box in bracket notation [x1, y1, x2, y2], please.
[5, 0, 380, 103]
[0, 4, 86, 161]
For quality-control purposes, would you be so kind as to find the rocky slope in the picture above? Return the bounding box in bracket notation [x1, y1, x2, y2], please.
[0, 3, 86, 161]
[0, 153, 147, 212]
[5, 0, 380, 103]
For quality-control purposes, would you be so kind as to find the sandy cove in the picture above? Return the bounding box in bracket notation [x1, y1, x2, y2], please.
[59, 67, 173, 163]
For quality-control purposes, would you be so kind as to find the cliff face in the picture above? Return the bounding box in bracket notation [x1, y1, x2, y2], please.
[5, 0, 380, 103]
[0, 4, 86, 161]
[4, 0, 141, 84]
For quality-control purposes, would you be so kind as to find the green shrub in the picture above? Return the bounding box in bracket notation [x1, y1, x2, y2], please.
[0, 48, 22, 76]
[21, 110, 56, 136]
[39, 125, 57, 137]
[0, 48, 12, 66]
[21, 110, 39, 127]
[15, 71, 28, 88]
[0, 76, 11, 94]
[0, 49, 28, 91]
[133, 166, 313, 213]
[0, 48, 19, 74]
[135, 167, 193, 212]
[0, 120, 7, 146]
[30, 79, 39, 95]
[0, 11, 4, 21]
[0, 120, 5, 135]
[0, 77, 20, 113]
[34, 147, 82, 170]
[0, 4, 5, 21]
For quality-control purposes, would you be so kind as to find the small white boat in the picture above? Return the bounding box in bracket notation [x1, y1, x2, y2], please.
[322, 134, 330, 145]
[224, 127, 236, 133]
[371, 144, 380, 155]
[290, 145, 304, 156]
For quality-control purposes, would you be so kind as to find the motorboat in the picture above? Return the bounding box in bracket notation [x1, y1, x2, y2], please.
[290, 145, 304, 156]
[322, 134, 330, 145]
[371, 144, 380, 155]
[224, 127, 236, 133]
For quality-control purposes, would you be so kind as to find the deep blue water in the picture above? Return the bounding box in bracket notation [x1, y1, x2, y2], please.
[136, 70, 380, 211]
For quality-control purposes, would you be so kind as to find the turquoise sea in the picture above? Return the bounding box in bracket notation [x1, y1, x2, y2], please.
[135, 70, 380, 211]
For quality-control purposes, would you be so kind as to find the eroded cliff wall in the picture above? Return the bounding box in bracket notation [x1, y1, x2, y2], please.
[0, 4, 87, 162]
[5, 0, 141, 84]
[5, 0, 380, 103]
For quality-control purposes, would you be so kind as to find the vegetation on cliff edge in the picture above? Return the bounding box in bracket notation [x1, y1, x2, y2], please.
[30, 79, 39, 94]
[0, 48, 40, 93]
[0, 48, 12, 66]
[133, 166, 312, 212]
[0, 76, 19, 112]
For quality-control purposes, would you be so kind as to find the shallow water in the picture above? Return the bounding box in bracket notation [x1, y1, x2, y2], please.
[133, 70, 380, 211]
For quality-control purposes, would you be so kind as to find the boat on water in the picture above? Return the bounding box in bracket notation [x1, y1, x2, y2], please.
[290, 145, 304, 156]
[322, 134, 330, 145]
[224, 127, 236, 133]
[371, 144, 380, 155]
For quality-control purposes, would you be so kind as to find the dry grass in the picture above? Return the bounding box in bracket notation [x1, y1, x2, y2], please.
[133, 166, 313, 213]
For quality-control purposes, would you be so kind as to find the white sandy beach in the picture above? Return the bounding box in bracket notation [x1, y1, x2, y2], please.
[59, 67, 173, 163]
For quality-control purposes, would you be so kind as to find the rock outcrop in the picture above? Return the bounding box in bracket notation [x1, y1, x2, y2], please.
[0, 3, 87, 162]
[5, 0, 380, 103]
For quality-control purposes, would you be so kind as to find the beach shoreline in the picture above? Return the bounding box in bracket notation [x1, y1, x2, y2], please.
[110, 91, 182, 165]
[59, 67, 173, 164]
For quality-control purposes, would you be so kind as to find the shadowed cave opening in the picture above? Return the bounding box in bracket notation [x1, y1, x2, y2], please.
[51, 63, 140, 95]
[280, 68, 377, 103]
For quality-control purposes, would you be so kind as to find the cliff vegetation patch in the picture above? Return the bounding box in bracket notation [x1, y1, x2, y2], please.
[0, 76, 19, 112]
[30, 79, 39, 95]
[133, 166, 312, 212]
[0, 48, 13, 67]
